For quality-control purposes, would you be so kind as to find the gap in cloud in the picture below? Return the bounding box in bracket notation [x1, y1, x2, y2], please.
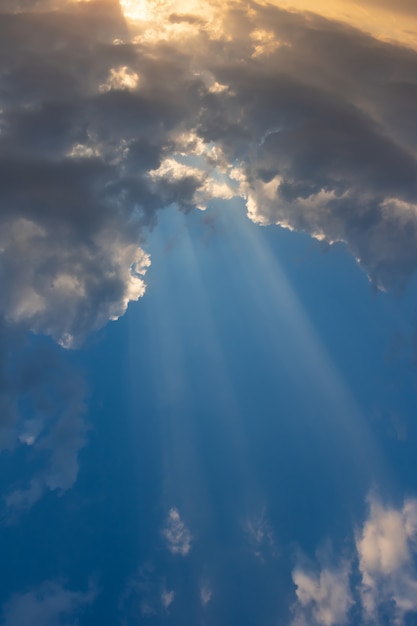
[118, 200, 400, 623]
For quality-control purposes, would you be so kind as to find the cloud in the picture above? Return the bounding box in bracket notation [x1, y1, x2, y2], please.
[356, 496, 417, 623]
[0, 337, 89, 522]
[162, 508, 192, 556]
[243, 508, 278, 560]
[3, 0, 417, 530]
[0, 0, 208, 347]
[200, 582, 212, 607]
[161, 589, 175, 609]
[292, 554, 353, 626]
[119, 563, 175, 621]
[291, 495, 417, 625]
[1, 580, 97, 626]
[194, 3, 417, 291]
[1, 0, 417, 352]
[0, 321, 22, 452]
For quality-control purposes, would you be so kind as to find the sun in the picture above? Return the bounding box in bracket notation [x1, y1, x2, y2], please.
[119, 0, 149, 21]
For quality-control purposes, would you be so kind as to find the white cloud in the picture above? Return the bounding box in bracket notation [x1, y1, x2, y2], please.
[243, 508, 278, 560]
[292, 558, 353, 626]
[99, 66, 140, 92]
[161, 589, 175, 609]
[356, 496, 417, 622]
[200, 582, 212, 607]
[1, 580, 97, 626]
[0, 219, 150, 348]
[291, 495, 417, 626]
[162, 508, 192, 556]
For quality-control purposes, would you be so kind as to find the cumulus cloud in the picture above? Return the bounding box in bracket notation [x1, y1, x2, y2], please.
[162, 508, 192, 556]
[0, 0, 220, 516]
[194, 3, 417, 292]
[291, 495, 417, 625]
[1, 580, 97, 626]
[356, 496, 417, 623]
[292, 554, 353, 626]
[1, 0, 417, 349]
[0, 0, 205, 347]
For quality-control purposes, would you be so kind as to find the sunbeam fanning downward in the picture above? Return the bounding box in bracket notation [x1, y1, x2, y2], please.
[5, 0, 417, 625]
[221, 202, 387, 484]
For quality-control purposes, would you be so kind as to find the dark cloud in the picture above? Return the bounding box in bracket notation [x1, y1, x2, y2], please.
[194, 3, 417, 290]
[348, 0, 417, 17]
[0, 0, 215, 345]
[0, 333, 89, 521]
[0, 321, 21, 451]
[3, 0, 417, 344]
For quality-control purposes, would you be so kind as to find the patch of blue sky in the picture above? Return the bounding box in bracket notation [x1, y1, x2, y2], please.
[109, 200, 417, 623]
[3, 198, 417, 625]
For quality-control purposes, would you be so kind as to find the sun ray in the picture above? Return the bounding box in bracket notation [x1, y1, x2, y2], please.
[119, 0, 149, 21]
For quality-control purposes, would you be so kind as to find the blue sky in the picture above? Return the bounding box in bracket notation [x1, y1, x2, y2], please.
[2, 1, 417, 625]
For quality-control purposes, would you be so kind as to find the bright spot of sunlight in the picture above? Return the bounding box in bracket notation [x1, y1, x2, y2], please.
[119, 0, 149, 20]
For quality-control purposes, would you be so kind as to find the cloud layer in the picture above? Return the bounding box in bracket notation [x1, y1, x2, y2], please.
[2, 0, 417, 353]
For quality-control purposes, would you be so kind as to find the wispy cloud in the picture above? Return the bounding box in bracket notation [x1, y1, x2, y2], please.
[119, 563, 175, 621]
[161, 589, 175, 609]
[243, 508, 278, 560]
[0, 338, 88, 522]
[1, 580, 97, 626]
[162, 508, 192, 556]
[200, 582, 213, 607]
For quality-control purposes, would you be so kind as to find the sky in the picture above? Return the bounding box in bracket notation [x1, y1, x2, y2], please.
[2, 0, 417, 624]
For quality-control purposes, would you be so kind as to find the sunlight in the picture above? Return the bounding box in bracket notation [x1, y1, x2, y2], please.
[120, 0, 417, 50]
[220, 202, 386, 482]
[119, 0, 218, 32]
[126, 207, 261, 520]
[268, 0, 417, 51]
[119, 0, 149, 21]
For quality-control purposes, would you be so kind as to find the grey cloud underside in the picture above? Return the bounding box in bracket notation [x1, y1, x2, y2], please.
[0, 0, 211, 346]
[0, 331, 88, 521]
[1, 0, 417, 512]
[197, 4, 417, 291]
[1, 1, 417, 349]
